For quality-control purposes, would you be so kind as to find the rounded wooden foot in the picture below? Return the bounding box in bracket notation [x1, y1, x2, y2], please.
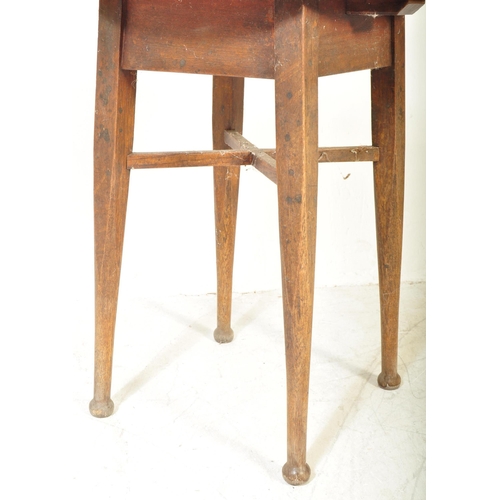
[377, 372, 401, 390]
[282, 463, 311, 486]
[213, 327, 234, 344]
[89, 398, 114, 418]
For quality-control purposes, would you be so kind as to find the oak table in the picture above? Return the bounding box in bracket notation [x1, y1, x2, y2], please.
[90, 0, 425, 485]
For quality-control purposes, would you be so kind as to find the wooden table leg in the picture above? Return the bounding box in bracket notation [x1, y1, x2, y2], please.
[275, 0, 319, 485]
[371, 17, 405, 390]
[90, 0, 137, 417]
[212, 76, 244, 343]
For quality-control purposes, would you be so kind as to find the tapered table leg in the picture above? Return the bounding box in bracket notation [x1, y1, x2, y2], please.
[212, 77, 244, 343]
[90, 0, 137, 417]
[275, 0, 319, 485]
[371, 17, 406, 390]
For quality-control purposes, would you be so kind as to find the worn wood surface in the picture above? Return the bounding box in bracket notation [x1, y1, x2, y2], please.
[212, 77, 244, 343]
[274, 0, 319, 486]
[122, 0, 392, 78]
[371, 16, 405, 390]
[90, 0, 137, 418]
[224, 131, 278, 184]
[318, 0, 392, 76]
[122, 0, 274, 78]
[127, 146, 378, 170]
[127, 150, 253, 169]
[268, 146, 379, 163]
[315, 146, 379, 163]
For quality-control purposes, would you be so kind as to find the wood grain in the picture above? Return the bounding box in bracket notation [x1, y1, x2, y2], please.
[212, 76, 244, 343]
[127, 150, 253, 169]
[121, 0, 392, 78]
[224, 131, 278, 184]
[319, 0, 392, 76]
[371, 16, 405, 390]
[122, 0, 274, 78]
[127, 146, 379, 170]
[275, 0, 319, 486]
[91, 0, 137, 418]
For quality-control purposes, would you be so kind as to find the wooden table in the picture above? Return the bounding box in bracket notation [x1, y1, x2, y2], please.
[90, 0, 424, 485]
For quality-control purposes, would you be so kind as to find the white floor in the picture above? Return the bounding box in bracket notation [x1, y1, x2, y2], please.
[68, 282, 424, 499]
